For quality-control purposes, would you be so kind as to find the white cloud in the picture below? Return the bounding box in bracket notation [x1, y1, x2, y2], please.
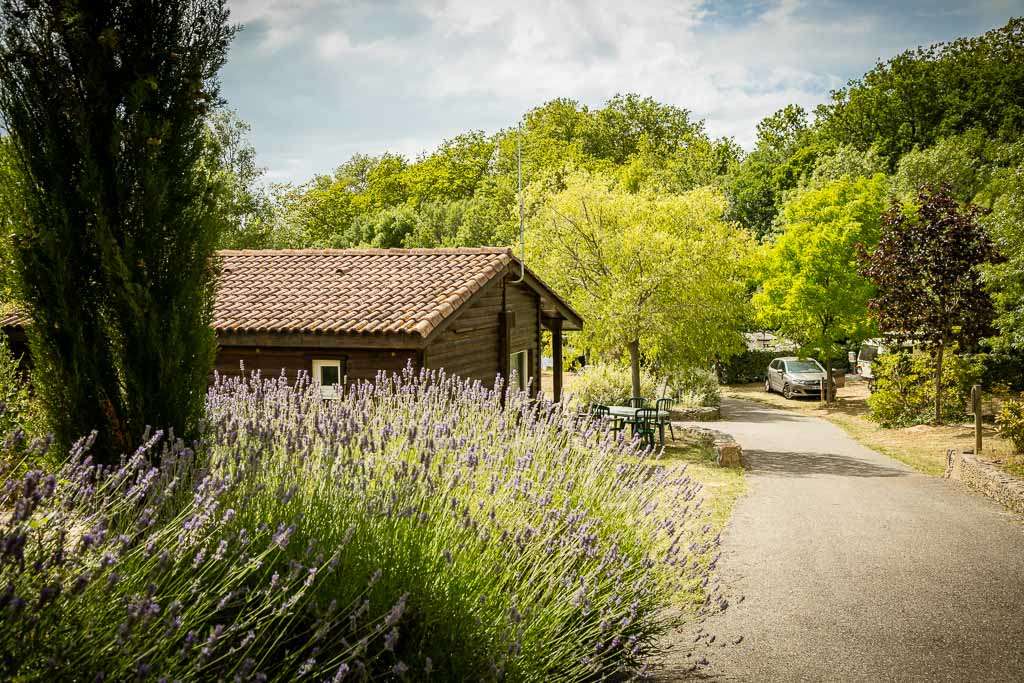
[222, 0, 1022, 182]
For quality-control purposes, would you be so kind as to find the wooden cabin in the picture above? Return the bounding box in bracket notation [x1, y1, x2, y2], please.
[2, 248, 583, 401]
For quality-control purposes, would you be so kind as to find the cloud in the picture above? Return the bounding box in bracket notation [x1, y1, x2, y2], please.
[221, 0, 1023, 183]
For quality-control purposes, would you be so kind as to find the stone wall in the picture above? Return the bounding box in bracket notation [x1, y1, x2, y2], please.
[945, 450, 1024, 516]
[668, 406, 721, 422]
[680, 424, 742, 468]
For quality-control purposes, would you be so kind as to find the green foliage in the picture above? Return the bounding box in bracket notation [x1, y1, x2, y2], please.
[207, 109, 276, 249]
[818, 18, 1024, 165]
[980, 154, 1024, 350]
[0, 0, 233, 460]
[272, 94, 739, 251]
[569, 362, 658, 406]
[754, 174, 887, 371]
[891, 130, 992, 203]
[996, 399, 1024, 453]
[724, 105, 821, 239]
[665, 367, 721, 408]
[867, 352, 983, 427]
[804, 143, 888, 188]
[526, 172, 752, 395]
[0, 333, 34, 444]
[717, 349, 778, 385]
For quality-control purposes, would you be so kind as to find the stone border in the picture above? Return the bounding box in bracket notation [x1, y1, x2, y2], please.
[679, 424, 742, 468]
[668, 406, 721, 422]
[945, 449, 1024, 516]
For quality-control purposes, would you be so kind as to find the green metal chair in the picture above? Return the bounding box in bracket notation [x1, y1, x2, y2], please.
[655, 397, 675, 443]
[590, 403, 623, 436]
[627, 397, 647, 409]
[633, 407, 659, 448]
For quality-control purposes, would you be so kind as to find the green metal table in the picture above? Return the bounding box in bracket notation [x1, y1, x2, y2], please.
[606, 406, 670, 445]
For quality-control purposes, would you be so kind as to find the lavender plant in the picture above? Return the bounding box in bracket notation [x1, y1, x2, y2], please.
[0, 366, 718, 680]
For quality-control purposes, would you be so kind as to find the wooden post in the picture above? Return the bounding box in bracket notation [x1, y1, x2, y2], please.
[551, 318, 564, 403]
[972, 384, 982, 454]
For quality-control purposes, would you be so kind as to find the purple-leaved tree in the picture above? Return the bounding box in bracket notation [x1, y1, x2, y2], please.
[860, 184, 997, 424]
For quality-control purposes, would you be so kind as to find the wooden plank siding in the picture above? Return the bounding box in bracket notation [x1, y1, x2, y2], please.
[424, 283, 503, 386]
[424, 276, 542, 394]
[504, 279, 541, 396]
[215, 346, 418, 384]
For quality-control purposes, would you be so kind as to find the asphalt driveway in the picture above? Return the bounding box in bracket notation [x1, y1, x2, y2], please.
[659, 397, 1024, 681]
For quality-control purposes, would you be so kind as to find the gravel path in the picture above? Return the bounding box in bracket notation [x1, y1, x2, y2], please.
[659, 397, 1024, 681]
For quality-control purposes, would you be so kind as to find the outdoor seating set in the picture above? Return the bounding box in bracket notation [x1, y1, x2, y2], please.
[587, 397, 675, 447]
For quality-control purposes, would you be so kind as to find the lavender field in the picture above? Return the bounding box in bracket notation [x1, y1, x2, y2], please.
[1, 368, 718, 680]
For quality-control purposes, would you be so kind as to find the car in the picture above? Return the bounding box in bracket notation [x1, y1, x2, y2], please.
[765, 356, 828, 400]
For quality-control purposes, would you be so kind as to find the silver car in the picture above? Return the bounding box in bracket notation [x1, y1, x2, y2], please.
[765, 357, 827, 399]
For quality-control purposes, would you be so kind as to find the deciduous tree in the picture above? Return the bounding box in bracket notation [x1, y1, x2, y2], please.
[527, 173, 751, 398]
[755, 175, 888, 402]
[860, 185, 997, 423]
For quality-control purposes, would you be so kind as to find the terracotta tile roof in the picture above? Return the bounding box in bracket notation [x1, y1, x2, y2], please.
[214, 248, 515, 338]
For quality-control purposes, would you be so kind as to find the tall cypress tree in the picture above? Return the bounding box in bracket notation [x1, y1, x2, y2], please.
[0, 1, 234, 460]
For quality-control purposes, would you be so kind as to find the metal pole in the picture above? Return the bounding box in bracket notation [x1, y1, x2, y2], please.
[972, 384, 982, 454]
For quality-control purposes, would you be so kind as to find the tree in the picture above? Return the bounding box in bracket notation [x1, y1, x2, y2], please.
[818, 18, 1024, 165]
[402, 131, 495, 206]
[980, 145, 1024, 350]
[0, 0, 235, 459]
[207, 109, 275, 249]
[526, 172, 751, 398]
[755, 175, 888, 402]
[725, 105, 822, 239]
[860, 185, 997, 423]
[891, 130, 992, 204]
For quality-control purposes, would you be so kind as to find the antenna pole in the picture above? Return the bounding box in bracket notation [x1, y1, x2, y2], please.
[512, 122, 526, 283]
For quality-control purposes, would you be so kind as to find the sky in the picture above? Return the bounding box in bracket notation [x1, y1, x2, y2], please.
[222, 0, 1024, 184]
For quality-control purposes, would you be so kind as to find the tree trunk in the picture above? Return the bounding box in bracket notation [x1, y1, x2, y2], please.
[934, 342, 945, 425]
[628, 340, 641, 400]
[824, 359, 833, 406]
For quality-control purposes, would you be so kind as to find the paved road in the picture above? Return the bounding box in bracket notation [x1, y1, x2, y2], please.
[659, 397, 1024, 682]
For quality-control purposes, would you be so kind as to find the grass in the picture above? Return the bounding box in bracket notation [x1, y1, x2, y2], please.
[655, 437, 745, 534]
[542, 369, 743, 532]
[723, 379, 1016, 476]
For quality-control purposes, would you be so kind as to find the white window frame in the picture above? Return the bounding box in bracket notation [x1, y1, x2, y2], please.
[312, 359, 343, 399]
[509, 349, 529, 392]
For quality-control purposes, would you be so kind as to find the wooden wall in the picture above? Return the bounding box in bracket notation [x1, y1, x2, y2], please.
[424, 284, 502, 385]
[424, 277, 541, 394]
[215, 346, 418, 384]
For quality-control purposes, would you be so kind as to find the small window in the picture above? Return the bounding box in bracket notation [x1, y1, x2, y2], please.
[510, 350, 529, 392]
[312, 359, 345, 399]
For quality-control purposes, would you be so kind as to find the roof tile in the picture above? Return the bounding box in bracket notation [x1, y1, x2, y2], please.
[214, 248, 513, 338]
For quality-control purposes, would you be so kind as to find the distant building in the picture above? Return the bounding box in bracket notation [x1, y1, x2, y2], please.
[744, 331, 797, 352]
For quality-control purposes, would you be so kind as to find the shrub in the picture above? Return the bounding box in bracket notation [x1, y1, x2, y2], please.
[717, 350, 777, 385]
[0, 333, 39, 454]
[0, 367, 717, 680]
[996, 399, 1024, 453]
[570, 362, 659, 406]
[867, 352, 983, 427]
[974, 350, 1024, 392]
[666, 367, 721, 407]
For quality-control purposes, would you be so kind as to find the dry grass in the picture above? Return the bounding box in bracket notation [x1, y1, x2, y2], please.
[643, 434, 745, 534]
[723, 379, 1016, 476]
